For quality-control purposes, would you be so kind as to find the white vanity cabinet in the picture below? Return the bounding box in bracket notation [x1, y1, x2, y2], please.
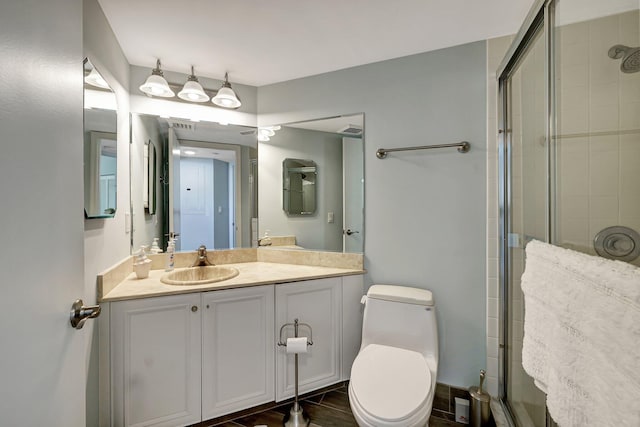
[110, 293, 202, 427]
[275, 276, 363, 401]
[105, 274, 363, 426]
[201, 285, 275, 419]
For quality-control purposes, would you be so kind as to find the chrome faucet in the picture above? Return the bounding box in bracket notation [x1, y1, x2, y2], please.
[192, 245, 214, 267]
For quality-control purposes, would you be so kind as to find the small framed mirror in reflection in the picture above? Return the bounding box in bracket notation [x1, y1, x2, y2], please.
[143, 140, 156, 215]
[83, 58, 118, 219]
[283, 158, 317, 216]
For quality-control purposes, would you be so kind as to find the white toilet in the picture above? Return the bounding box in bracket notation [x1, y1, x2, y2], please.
[349, 284, 438, 427]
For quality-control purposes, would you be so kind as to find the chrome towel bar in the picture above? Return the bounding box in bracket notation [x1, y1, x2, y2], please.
[376, 141, 470, 159]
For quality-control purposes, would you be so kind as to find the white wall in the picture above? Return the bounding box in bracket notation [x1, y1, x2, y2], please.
[259, 126, 344, 251]
[83, 0, 131, 424]
[258, 42, 487, 388]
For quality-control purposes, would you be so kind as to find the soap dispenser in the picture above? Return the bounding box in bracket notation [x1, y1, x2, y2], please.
[133, 246, 152, 279]
[150, 238, 162, 254]
[165, 239, 176, 272]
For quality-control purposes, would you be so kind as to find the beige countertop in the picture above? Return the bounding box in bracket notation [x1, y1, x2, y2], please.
[101, 261, 365, 302]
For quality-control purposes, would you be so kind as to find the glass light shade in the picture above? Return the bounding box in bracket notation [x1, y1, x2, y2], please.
[259, 127, 275, 137]
[84, 69, 110, 89]
[178, 80, 209, 102]
[139, 74, 175, 98]
[212, 86, 241, 109]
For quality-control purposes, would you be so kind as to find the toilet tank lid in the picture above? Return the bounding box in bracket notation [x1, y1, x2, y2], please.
[368, 285, 434, 306]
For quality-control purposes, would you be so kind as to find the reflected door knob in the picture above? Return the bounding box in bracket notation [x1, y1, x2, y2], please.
[70, 299, 101, 330]
[345, 229, 360, 236]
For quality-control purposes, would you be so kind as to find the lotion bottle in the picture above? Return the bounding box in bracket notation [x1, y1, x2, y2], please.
[165, 239, 175, 272]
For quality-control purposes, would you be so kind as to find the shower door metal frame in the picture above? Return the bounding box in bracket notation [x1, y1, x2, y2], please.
[496, 0, 558, 426]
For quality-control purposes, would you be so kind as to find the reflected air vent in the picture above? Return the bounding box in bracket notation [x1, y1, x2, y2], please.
[338, 124, 363, 135]
[168, 120, 196, 132]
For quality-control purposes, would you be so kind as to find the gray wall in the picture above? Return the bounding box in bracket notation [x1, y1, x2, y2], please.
[258, 41, 487, 387]
[259, 126, 344, 251]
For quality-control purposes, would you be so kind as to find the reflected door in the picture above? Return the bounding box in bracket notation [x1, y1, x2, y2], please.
[168, 127, 182, 250]
[343, 137, 364, 253]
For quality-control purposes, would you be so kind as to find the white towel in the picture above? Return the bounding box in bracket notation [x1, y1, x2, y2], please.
[521, 240, 640, 427]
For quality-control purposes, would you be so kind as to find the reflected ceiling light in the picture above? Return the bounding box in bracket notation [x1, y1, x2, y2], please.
[139, 59, 175, 98]
[183, 150, 196, 156]
[258, 133, 270, 142]
[84, 69, 110, 89]
[178, 66, 209, 102]
[259, 127, 275, 138]
[212, 72, 242, 109]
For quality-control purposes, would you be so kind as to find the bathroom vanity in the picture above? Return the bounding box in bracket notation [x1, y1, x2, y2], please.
[98, 249, 364, 427]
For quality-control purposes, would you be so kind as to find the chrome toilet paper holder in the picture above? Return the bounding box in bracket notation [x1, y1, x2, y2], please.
[277, 318, 314, 347]
[277, 319, 313, 427]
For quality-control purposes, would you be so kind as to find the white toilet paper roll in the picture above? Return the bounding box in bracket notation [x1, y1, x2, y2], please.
[286, 337, 308, 354]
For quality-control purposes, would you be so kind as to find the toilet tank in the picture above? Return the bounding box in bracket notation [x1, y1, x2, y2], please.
[360, 285, 438, 362]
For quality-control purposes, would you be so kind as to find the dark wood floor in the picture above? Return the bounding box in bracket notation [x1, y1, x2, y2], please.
[198, 383, 461, 427]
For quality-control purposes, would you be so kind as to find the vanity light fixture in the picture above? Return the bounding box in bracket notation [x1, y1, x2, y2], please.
[84, 68, 110, 89]
[139, 59, 175, 98]
[212, 72, 242, 109]
[178, 66, 209, 102]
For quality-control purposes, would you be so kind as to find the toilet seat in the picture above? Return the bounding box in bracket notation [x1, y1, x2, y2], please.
[350, 344, 432, 424]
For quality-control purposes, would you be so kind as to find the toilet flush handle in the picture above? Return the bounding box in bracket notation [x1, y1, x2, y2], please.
[360, 295, 367, 305]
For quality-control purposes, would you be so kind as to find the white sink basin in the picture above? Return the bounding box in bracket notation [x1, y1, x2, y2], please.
[160, 265, 239, 286]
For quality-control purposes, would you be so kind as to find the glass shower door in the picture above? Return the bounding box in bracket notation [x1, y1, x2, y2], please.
[502, 20, 548, 427]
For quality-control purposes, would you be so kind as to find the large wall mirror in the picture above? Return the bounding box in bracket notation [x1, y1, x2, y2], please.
[83, 58, 117, 218]
[130, 113, 258, 253]
[259, 114, 364, 253]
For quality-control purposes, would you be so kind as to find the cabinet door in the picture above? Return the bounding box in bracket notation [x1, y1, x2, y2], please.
[275, 278, 342, 401]
[201, 285, 275, 419]
[111, 294, 202, 427]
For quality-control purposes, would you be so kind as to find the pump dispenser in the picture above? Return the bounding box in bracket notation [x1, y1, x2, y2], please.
[165, 239, 176, 272]
[150, 238, 162, 254]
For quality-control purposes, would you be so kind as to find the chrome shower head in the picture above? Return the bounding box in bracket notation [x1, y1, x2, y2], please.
[608, 44, 640, 73]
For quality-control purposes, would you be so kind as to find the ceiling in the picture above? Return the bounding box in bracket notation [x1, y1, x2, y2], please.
[98, 0, 534, 87]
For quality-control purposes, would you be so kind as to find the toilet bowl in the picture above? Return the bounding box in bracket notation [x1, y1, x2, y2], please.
[348, 285, 438, 427]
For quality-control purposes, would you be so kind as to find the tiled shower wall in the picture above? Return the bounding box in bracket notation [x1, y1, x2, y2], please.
[555, 10, 640, 267]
